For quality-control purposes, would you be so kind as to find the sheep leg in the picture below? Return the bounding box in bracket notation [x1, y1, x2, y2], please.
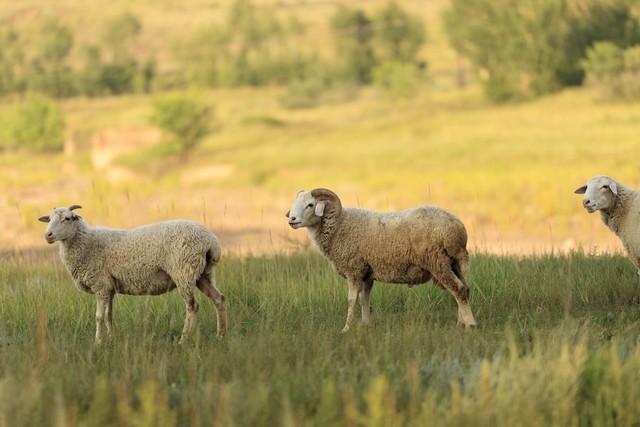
[177, 287, 199, 344]
[341, 280, 362, 333]
[104, 292, 115, 339]
[360, 279, 374, 325]
[432, 266, 476, 329]
[94, 295, 107, 345]
[196, 272, 227, 337]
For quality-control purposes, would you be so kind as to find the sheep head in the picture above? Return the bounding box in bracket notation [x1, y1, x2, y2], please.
[574, 176, 618, 213]
[38, 205, 83, 244]
[286, 188, 342, 229]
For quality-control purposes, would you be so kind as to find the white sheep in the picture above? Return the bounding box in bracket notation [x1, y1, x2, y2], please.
[286, 188, 477, 332]
[575, 175, 640, 275]
[38, 205, 226, 344]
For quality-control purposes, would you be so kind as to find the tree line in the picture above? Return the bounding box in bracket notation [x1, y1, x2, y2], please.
[0, 1, 425, 100]
[3, 0, 640, 153]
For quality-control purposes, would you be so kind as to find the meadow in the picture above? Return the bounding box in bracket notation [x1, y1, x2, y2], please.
[1, 250, 640, 426]
[3, 85, 639, 255]
[2, 1, 640, 425]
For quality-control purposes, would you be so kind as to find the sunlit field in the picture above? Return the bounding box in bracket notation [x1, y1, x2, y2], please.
[3, 0, 640, 425]
[1, 251, 640, 426]
[1, 0, 636, 254]
[2, 85, 638, 254]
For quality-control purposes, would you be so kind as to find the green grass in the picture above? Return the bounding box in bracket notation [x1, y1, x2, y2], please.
[3, 85, 639, 253]
[1, 251, 640, 426]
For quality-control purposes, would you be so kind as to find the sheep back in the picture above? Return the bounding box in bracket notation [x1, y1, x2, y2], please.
[62, 220, 220, 295]
[316, 206, 467, 284]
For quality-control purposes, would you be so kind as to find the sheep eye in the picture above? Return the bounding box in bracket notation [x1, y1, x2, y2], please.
[602, 185, 609, 190]
[307, 203, 314, 208]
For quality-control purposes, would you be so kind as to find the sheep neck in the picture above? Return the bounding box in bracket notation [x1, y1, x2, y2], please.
[310, 209, 342, 254]
[600, 187, 632, 235]
[59, 224, 91, 262]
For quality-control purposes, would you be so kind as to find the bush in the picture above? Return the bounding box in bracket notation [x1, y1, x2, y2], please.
[583, 42, 640, 100]
[98, 62, 137, 95]
[0, 94, 65, 151]
[372, 61, 423, 98]
[150, 94, 213, 157]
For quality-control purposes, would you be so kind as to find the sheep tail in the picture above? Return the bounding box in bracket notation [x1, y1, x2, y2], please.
[451, 248, 470, 284]
[207, 236, 222, 266]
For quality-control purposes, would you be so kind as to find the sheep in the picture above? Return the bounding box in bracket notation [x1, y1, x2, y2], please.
[38, 205, 226, 344]
[575, 175, 640, 275]
[286, 188, 477, 332]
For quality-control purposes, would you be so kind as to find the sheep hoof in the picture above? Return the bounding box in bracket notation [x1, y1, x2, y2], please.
[457, 319, 476, 330]
[340, 326, 350, 334]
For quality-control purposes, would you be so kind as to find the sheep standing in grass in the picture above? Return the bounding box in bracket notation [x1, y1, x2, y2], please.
[38, 205, 226, 344]
[575, 176, 640, 275]
[286, 188, 477, 332]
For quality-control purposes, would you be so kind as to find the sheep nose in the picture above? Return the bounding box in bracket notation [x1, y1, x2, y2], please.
[289, 216, 297, 222]
[46, 232, 53, 238]
[583, 199, 591, 207]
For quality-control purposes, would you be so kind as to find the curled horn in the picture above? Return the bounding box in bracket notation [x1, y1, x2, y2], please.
[69, 204, 82, 211]
[310, 188, 342, 217]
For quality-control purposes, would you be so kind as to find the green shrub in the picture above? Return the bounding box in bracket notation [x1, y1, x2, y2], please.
[98, 62, 137, 95]
[582, 42, 624, 98]
[0, 94, 64, 152]
[582, 42, 640, 100]
[372, 61, 423, 98]
[150, 93, 213, 157]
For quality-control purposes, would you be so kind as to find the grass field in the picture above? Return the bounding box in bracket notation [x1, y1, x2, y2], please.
[3, 1, 640, 426]
[3, 85, 639, 255]
[1, 0, 638, 254]
[1, 250, 640, 426]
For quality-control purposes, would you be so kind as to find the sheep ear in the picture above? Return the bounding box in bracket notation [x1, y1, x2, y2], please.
[69, 204, 82, 211]
[574, 185, 587, 194]
[608, 181, 618, 195]
[285, 210, 290, 218]
[38, 215, 50, 223]
[315, 201, 325, 217]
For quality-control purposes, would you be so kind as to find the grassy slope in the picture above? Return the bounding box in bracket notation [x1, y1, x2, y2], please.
[1, 251, 640, 426]
[3, 86, 638, 253]
[1, 0, 637, 253]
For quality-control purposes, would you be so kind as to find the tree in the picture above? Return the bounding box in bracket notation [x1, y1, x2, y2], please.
[444, 0, 640, 101]
[0, 28, 26, 95]
[27, 21, 75, 97]
[150, 94, 213, 157]
[102, 13, 142, 63]
[330, 7, 376, 83]
[372, 2, 425, 64]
